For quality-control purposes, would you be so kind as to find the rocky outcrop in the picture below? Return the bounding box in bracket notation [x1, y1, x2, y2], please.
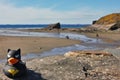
[109, 21, 120, 30]
[91, 23, 115, 30]
[0, 50, 120, 80]
[95, 13, 120, 25]
[45, 22, 61, 30]
[92, 13, 120, 30]
[92, 20, 97, 24]
[64, 50, 113, 57]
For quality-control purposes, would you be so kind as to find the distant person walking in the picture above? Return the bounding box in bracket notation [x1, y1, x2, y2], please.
[96, 33, 99, 38]
[96, 33, 99, 43]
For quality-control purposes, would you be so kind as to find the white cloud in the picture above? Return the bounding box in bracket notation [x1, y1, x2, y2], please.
[0, 2, 106, 24]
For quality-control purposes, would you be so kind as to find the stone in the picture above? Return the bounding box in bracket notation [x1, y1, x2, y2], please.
[64, 50, 113, 57]
[91, 13, 120, 31]
[45, 22, 61, 30]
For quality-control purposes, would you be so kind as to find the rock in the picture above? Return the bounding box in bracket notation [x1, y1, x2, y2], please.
[104, 48, 120, 60]
[91, 23, 115, 30]
[79, 27, 99, 33]
[92, 13, 120, 30]
[45, 22, 61, 30]
[109, 21, 120, 30]
[92, 20, 97, 24]
[95, 13, 120, 25]
[117, 47, 120, 49]
[64, 50, 113, 57]
[0, 50, 119, 80]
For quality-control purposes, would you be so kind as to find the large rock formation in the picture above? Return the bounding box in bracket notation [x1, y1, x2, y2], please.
[45, 22, 61, 30]
[92, 13, 120, 30]
[109, 21, 120, 30]
[95, 13, 120, 25]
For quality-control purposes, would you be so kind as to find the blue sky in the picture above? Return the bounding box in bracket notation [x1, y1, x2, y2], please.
[0, 0, 120, 24]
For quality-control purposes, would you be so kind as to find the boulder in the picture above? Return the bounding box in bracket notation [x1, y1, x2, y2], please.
[92, 20, 97, 24]
[64, 50, 113, 57]
[45, 22, 61, 30]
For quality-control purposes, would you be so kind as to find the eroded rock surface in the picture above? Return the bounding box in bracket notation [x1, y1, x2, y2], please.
[0, 50, 120, 80]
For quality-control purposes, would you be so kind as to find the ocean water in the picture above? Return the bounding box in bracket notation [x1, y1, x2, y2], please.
[0, 24, 89, 29]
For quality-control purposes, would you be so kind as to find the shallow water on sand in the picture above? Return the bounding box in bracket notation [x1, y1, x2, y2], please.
[0, 29, 97, 43]
[0, 29, 119, 60]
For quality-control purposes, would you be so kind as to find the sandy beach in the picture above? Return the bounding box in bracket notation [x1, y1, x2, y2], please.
[0, 30, 120, 80]
[0, 29, 120, 59]
[82, 32, 120, 43]
[21, 28, 120, 43]
[0, 36, 80, 59]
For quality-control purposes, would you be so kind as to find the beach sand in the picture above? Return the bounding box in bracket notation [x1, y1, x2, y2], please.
[0, 36, 80, 59]
[0, 30, 120, 80]
[82, 32, 120, 43]
[0, 29, 120, 59]
[21, 28, 120, 43]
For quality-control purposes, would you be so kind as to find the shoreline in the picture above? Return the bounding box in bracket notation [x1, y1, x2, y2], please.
[20, 28, 120, 43]
[0, 35, 80, 59]
[81, 32, 120, 43]
[0, 28, 120, 59]
[0, 29, 120, 80]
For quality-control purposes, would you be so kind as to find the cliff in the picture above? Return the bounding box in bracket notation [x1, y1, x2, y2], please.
[95, 13, 120, 25]
[92, 13, 120, 30]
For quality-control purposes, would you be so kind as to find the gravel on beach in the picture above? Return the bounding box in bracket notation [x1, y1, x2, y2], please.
[0, 49, 120, 80]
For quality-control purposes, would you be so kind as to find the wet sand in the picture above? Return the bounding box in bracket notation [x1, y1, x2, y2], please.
[0, 29, 120, 59]
[0, 36, 80, 59]
[82, 32, 120, 43]
[21, 28, 120, 43]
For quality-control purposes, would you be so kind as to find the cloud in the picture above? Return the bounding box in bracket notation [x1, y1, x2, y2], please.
[0, 1, 106, 24]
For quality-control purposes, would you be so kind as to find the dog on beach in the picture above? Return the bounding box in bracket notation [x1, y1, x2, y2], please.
[3, 48, 27, 79]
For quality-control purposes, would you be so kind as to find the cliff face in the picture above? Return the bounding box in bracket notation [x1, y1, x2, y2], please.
[92, 13, 120, 30]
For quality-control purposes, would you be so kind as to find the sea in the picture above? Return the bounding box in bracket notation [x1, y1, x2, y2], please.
[0, 24, 89, 29]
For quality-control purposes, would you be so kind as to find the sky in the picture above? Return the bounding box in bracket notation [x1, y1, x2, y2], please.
[0, 0, 120, 24]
